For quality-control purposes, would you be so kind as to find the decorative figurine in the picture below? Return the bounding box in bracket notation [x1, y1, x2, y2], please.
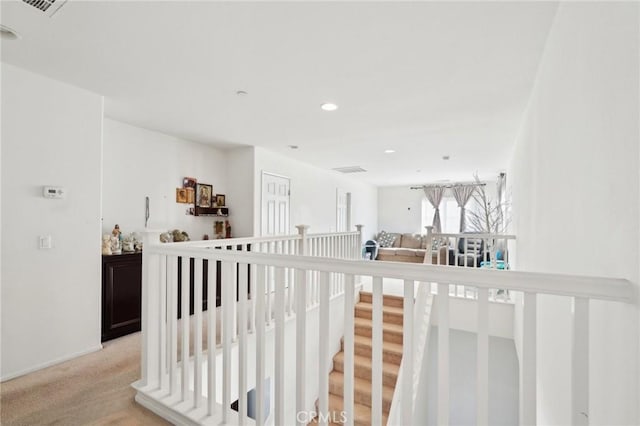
[110, 235, 121, 255]
[102, 234, 112, 255]
[112, 224, 122, 241]
[172, 229, 190, 242]
[159, 232, 172, 243]
[122, 233, 136, 253]
[225, 220, 231, 239]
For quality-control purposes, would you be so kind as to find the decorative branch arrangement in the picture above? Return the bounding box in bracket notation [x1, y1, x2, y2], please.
[466, 173, 510, 234]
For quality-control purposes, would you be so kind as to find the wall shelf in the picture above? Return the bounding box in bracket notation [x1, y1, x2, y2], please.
[194, 206, 229, 217]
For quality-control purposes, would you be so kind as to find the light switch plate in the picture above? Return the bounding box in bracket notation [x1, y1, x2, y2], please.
[39, 235, 52, 249]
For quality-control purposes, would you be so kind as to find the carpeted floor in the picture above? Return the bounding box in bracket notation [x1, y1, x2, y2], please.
[1, 332, 169, 426]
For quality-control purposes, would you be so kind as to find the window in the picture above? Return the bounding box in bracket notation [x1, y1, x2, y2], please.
[421, 197, 460, 233]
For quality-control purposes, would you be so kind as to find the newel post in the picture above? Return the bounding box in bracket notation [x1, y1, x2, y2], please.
[296, 225, 310, 256]
[424, 226, 434, 265]
[355, 224, 364, 259]
[294, 225, 310, 423]
[141, 229, 163, 387]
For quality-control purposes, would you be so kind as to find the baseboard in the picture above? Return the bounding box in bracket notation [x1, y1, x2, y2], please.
[1, 343, 103, 382]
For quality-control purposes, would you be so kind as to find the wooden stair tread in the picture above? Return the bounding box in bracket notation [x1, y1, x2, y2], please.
[342, 335, 403, 365]
[354, 317, 403, 334]
[359, 291, 406, 308]
[347, 334, 403, 355]
[329, 371, 395, 411]
[334, 351, 400, 372]
[354, 303, 404, 325]
[333, 352, 400, 387]
[355, 302, 404, 315]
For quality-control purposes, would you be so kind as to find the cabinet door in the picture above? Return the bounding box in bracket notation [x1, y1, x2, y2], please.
[102, 255, 142, 341]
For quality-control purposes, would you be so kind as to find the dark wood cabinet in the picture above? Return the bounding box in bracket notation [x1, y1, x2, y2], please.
[101, 249, 249, 342]
[102, 253, 142, 342]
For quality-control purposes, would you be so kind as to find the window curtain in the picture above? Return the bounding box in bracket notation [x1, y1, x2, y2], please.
[451, 184, 476, 232]
[423, 186, 446, 233]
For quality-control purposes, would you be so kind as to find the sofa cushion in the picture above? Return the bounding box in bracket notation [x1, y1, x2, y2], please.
[377, 231, 397, 248]
[377, 248, 398, 256]
[412, 249, 427, 257]
[391, 233, 402, 248]
[401, 233, 422, 249]
[395, 248, 419, 257]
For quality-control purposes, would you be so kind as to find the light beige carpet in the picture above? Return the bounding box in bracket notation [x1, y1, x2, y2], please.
[1, 332, 169, 426]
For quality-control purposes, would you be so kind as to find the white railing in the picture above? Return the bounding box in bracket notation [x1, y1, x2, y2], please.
[133, 226, 635, 426]
[387, 281, 434, 425]
[423, 226, 516, 269]
[423, 226, 517, 302]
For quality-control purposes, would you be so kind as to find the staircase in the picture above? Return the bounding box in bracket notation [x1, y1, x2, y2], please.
[314, 291, 405, 425]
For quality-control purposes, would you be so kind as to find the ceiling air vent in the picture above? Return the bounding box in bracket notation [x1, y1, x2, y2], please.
[21, 0, 68, 17]
[332, 166, 367, 174]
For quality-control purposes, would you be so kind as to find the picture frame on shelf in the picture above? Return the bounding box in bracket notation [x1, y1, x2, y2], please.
[216, 194, 226, 207]
[176, 188, 188, 203]
[183, 177, 197, 189]
[186, 187, 195, 203]
[196, 183, 213, 208]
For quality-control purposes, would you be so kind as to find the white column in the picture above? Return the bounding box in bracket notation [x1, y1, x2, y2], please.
[371, 277, 383, 426]
[207, 259, 217, 416]
[572, 297, 589, 426]
[318, 271, 331, 425]
[255, 265, 266, 426]
[402, 279, 414, 426]
[274, 267, 286, 425]
[238, 263, 248, 425]
[437, 283, 450, 425]
[521, 292, 537, 426]
[180, 256, 190, 402]
[158, 254, 167, 390]
[222, 261, 235, 423]
[168, 256, 178, 396]
[141, 230, 162, 388]
[193, 258, 203, 408]
[423, 226, 434, 265]
[343, 274, 355, 426]
[476, 287, 489, 426]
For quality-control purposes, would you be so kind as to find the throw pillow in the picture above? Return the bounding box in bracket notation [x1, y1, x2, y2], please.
[377, 231, 397, 248]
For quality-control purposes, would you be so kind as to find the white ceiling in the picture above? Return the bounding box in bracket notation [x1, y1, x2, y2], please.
[1, 1, 558, 186]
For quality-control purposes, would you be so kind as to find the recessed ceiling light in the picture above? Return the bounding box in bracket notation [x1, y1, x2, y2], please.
[320, 103, 338, 112]
[384, 149, 396, 154]
[416, 169, 422, 173]
[236, 90, 248, 96]
[0, 25, 20, 41]
[442, 155, 450, 161]
[288, 145, 299, 150]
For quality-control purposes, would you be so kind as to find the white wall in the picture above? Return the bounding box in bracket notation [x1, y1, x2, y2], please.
[102, 119, 229, 240]
[225, 147, 255, 238]
[253, 147, 378, 239]
[1, 64, 104, 380]
[378, 186, 424, 234]
[508, 3, 639, 424]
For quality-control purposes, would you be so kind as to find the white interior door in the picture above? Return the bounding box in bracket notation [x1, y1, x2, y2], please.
[261, 172, 291, 236]
[336, 189, 351, 232]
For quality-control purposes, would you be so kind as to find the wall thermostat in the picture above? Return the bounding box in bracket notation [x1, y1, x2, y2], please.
[43, 186, 66, 199]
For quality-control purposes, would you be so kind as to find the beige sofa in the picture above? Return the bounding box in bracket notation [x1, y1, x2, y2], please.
[375, 232, 448, 264]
